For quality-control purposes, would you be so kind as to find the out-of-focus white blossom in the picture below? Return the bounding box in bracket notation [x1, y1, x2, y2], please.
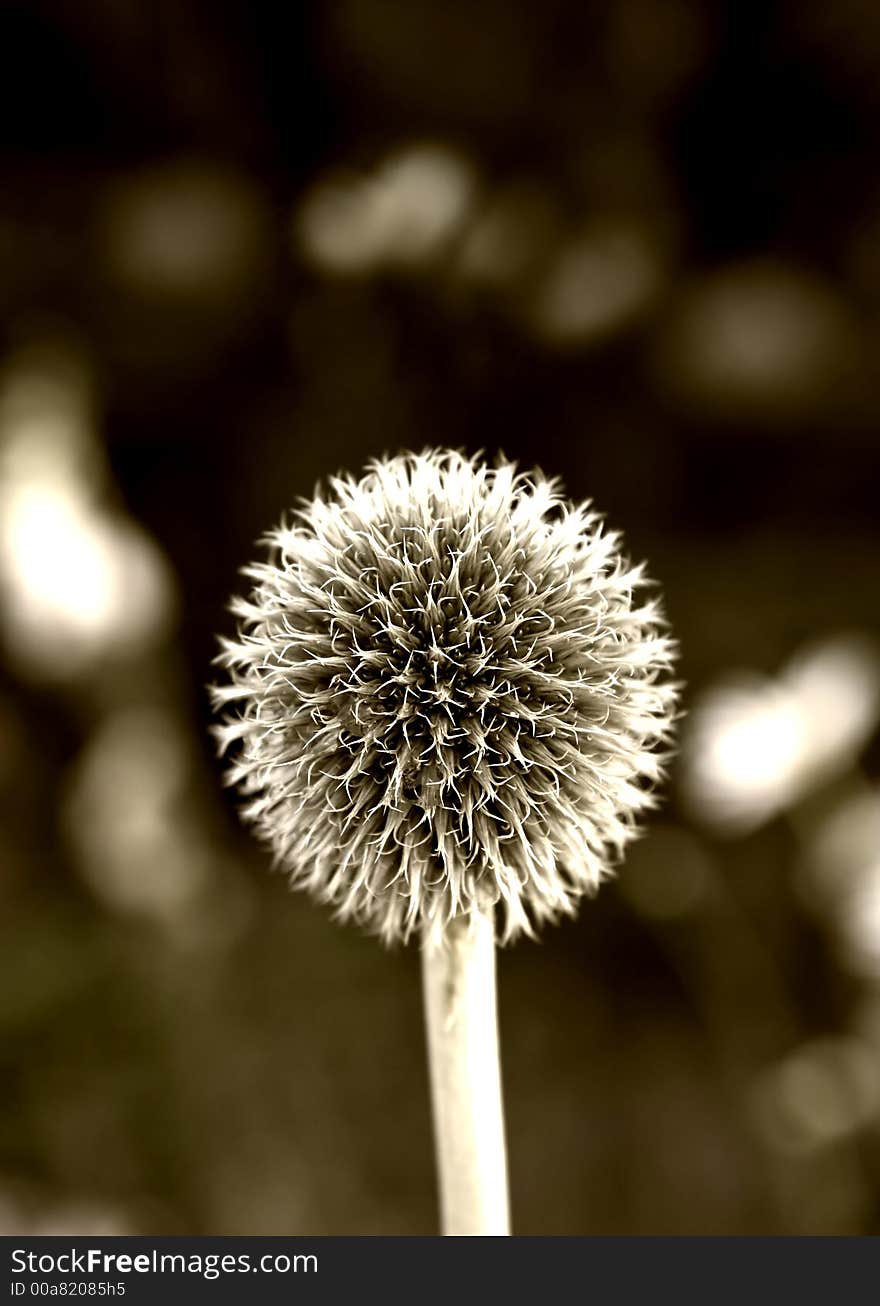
[782, 636, 880, 782]
[795, 783, 880, 978]
[654, 260, 856, 421]
[62, 708, 204, 923]
[1, 486, 173, 680]
[296, 144, 477, 275]
[0, 1187, 136, 1236]
[529, 219, 665, 345]
[63, 707, 252, 946]
[750, 1037, 880, 1154]
[0, 343, 176, 683]
[799, 787, 880, 903]
[838, 864, 880, 978]
[680, 674, 805, 833]
[456, 185, 559, 289]
[681, 635, 880, 834]
[101, 159, 269, 304]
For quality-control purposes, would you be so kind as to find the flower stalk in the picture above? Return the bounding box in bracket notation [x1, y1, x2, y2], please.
[212, 448, 680, 1235]
[421, 903, 509, 1236]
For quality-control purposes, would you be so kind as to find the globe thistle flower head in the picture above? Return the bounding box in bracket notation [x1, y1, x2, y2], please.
[213, 450, 679, 946]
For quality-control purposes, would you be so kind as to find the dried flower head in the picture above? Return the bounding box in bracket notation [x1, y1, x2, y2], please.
[212, 450, 679, 944]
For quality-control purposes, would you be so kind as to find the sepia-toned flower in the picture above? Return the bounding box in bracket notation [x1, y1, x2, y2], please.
[213, 449, 679, 944]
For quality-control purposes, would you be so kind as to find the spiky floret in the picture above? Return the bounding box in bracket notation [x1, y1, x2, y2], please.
[212, 450, 679, 945]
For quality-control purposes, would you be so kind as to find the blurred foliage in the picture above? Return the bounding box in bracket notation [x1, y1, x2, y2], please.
[1, 0, 880, 1235]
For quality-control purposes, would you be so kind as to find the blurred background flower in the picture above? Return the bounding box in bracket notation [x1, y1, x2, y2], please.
[1, 0, 880, 1236]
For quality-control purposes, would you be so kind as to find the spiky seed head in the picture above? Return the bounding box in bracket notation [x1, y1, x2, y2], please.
[212, 449, 679, 945]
